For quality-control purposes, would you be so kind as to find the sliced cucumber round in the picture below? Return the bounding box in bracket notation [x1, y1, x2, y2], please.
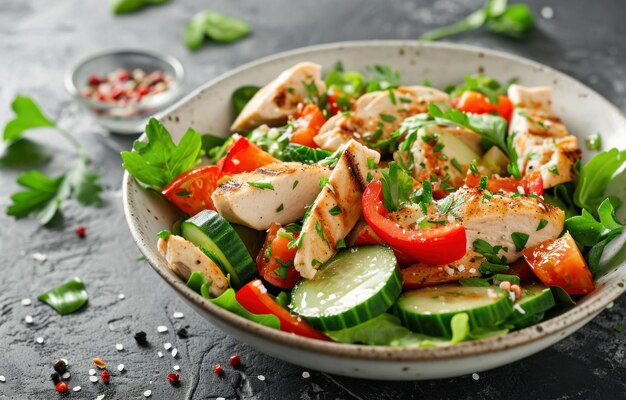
[181, 210, 256, 289]
[394, 285, 513, 338]
[509, 312, 545, 329]
[290, 246, 402, 331]
[505, 283, 555, 328]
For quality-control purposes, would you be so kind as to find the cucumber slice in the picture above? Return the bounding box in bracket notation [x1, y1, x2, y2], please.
[394, 285, 513, 338]
[510, 312, 545, 329]
[181, 210, 256, 289]
[290, 246, 403, 331]
[506, 284, 555, 328]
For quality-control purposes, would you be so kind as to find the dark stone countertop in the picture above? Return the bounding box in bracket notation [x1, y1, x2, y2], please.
[0, 0, 624, 399]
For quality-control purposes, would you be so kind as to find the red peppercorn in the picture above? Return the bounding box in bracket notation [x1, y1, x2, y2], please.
[117, 70, 131, 81]
[101, 370, 110, 384]
[137, 85, 149, 96]
[55, 381, 69, 393]
[167, 373, 181, 385]
[111, 86, 124, 100]
[88, 75, 102, 86]
[75, 226, 86, 238]
[229, 355, 241, 368]
[213, 364, 223, 376]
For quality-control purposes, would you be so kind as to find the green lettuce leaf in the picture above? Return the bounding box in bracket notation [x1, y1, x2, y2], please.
[38, 277, 88, 315]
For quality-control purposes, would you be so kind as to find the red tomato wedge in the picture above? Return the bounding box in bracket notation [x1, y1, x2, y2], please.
[162, 165, 221, 215]
[235, 280, 329, 340]
[290, 104, 325, 148]
[220, 135, 279, 175]
[453, 90, 514, 121]
[508, 257, 538, 282]
[256, 223, 301, 289]
[326, 93, 342, 116]
[361, 180, 467, 265]
[522, 232, 595, 295]
[465, 170, 544, 196]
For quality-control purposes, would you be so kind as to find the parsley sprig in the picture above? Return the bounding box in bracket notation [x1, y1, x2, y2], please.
[4, 96, 103, 225]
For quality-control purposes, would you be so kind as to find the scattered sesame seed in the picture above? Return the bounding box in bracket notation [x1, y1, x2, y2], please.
[25, 315, 33, 324]
[21, 298, 32, 306]
[443, 266, 455, 276]
[117, 364, 125, 372]
[0, 376, 5, 382]
[302, 371, 310, 378]
[469, 268, 477, 274]
[143, 389, 152, 397]
[216, 398, 225, 400]
[171, 348, 178, 358]
[36, 337, 44, 344]
[472, 372, 480, 380]
[90, 376, 98, 383]
[173, 312, 184, 319]
[257, 375, 266, 381]
[115, 343, 124, 351]
[96, 395, 105, 400]
[164, 343, 172, 350]
[457, 265, 465, 272]
[32, 252, 47, 262]
[541, 6, 554, 19]
[62, 372, 71, 379]
[173, 365, 180, 371]
[89, 369, 96, 376]
[73, 386, 81, 392]
[118, 294, 125, 300]
[157, 325, 168, 333]
[157, 351, 163, 358]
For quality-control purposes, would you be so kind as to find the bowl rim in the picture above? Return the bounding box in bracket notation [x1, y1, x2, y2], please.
[64, 48, 185, 111]
[123, 40, 626, 362]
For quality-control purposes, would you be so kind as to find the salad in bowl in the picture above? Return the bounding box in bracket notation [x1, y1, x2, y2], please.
[122, 58, 625, 348]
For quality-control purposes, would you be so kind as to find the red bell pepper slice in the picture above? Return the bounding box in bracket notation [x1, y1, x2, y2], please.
[465, 170, 544, 196]
[361, 180, 467, 265]
[220, 135, 279, 175]
[162, 165, 221, 215]
[453, 91, 514, 121]
[235, 280, 329, 340]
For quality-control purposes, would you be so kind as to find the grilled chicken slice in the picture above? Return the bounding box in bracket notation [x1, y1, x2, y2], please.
[230, 62, 326, 132]
[294, 140, 381, 279]
[212, 162, 331, 231]
[158, 235, 228, 297]
[314, 86, 450, 151]
[396, 124, 482, 191]
[388, 187, 564, 262]
[401, 251, 484, 289]
[507, 85, 581, 188]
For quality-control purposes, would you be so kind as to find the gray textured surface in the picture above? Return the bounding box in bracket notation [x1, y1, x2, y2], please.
[0, 0, 625, 399]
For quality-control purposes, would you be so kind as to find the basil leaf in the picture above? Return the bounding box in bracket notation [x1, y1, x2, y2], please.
[121, 118, 202, 190]
[3, 96, 55, 142]
[110, 0, 170, 15]
[574, 148, 626, 214]
[38, 277, 88, 315]
[486, 4, 535, 39]
[201, 133, 227, 155]
[232, 86, 260, 115]
[185, 11, 250, 50]
[511, 232, 530, 251]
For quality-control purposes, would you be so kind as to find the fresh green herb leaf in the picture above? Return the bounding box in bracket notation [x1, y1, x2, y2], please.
[185, 11, 250, 50]
[380, 162, 414, 212]
[329, 205, 341, 216]
[511, 232, 530, 251]
[574, 148, 626, 214]
[292, 180, 299, 189]
[274, 291, 291, 309]
[282, 143, 332, 164]
[438, 195, 454, 215]
[615, 323, 623, 333]
[288, 232, 305, 249]
[367, 157, 377, 169]
[247, 181, 274, 190]
[336, 239, 346, 249]
[366, 65, 401, 92]
[459, 278, 491, 287]
[3, 96, 55, 142]
[585, 133, 602, 151]
[479, 176, 488, 190]
[157, 230, 171, 240]
[469, 159, 479, 175]
[315, 220, 329, 247]
[550, 286, 576, 306]
[324, 62, 367, 97]
[491, 274, 520, 285]
[450, 158, 463, 174]
[486, 3, 535, 39]
[275, 203, 284, 213]
[110, 0, 170, 15]
[319, 176, 329, 189]
[479, 261, 510, 274]
[274, 265, 288, 279]
[447, 73, 516, 104]
[121, 119, 202, 190]
[379, 113, 397, 123]
[536, 219, 548, 231]
[38, 277, 88, 315]
[548, 164, 560, 176]
[0, 138, 51, 168]
[473, 239, 507, 265]
[232, 86, 260, 115]
[210, 288, 280, 329]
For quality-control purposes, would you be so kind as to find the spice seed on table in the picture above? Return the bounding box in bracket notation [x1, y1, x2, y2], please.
[21, 298, 31, 306]
[0, 375, 5, 383]
[173, 312, 184, 319]
[164, 343, 172, 350]
[213, 364, 223, 376]
[157, 325, 168, 333]
[90, 376, 98, 383]
[229, 355, 240, 368]
[24, 315, 33, 324]
[115, 343, 124, 351]
[89, 369, 96, 376]
[143, 389, 152, 397]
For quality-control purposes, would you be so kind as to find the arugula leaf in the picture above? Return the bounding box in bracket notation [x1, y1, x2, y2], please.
[281, 143, 331, 164]
[185, 11, 250, 51]
[7, 158, 102, 225]
[3, 96, 55, 142]
[38, 277, 88, 315]
[574, 148, 626, 214]
[121, 118, 202, 190]
[380, 162, 414, 212]
[110, 0, 170, 15]
[232, 86, 260, 115]
[544, 183, 578, 218]
[428, 103, 519, 178]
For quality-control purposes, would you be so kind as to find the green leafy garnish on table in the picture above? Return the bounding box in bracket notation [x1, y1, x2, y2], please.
[420, 0, 535, 41]
[110, 0, 170, 14]
[3, 96, 103, 225]
[185, 11, 250, 51]
[121, 118, 202, 190]
[38, 277, 88, 315]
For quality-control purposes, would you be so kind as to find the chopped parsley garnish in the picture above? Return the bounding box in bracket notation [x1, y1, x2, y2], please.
[450, 158, 463, 173]
[175, 190, 191, 197]
[248, 181, 274, 190]
[511, 232, 530, 251]
[319, 176, 329, 189]
[536, 219, 548, 231]
[275, 203, 284, 213]
[380, 162, 414, 212]
[473, 239, 507, 265]
[387, 89, 397, 105]
[277, 230, 294, 240]
[379, 113, 397, 123]
[469, 159, 479, 175]
[437, 195, 454, 215]
[292, 180, 299, 189]
[548, 164, 560, 176]
[264, 240, 272, 262]
[367, 157, 377, 169]
[274, 266, 288, 279]
[288, 232, 305, 249]
[311, 258, 321, 267]
[157, 230, 171, 240]
[329, 205, 341, 216]
[585, 133, 602, 151]
[336, 239, 346, 249]
[479, 176, 488, 190]
[315, 220, 329, 247]
[528, 152, 541, 161]
[366, 172, 374, 182]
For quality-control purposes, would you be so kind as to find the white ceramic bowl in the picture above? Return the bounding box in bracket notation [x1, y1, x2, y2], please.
[123, 41, 626, 380]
